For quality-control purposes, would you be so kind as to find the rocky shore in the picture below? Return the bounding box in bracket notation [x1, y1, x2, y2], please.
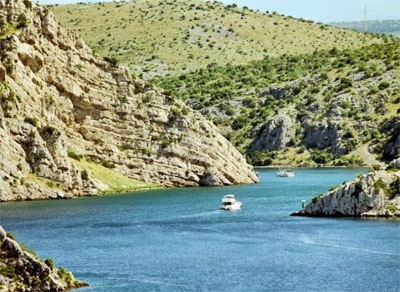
[0, 226, 87, 291]
[291, 166, 400, 218]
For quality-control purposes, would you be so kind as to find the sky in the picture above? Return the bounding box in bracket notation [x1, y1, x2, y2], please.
[36, 0, 400, 23]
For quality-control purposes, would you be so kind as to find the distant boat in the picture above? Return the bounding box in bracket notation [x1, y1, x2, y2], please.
[276, 169, 295, 177]
[219, 194, 242, 211]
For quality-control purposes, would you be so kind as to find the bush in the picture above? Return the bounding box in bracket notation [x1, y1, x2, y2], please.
[104, 56, 118, 66]
[310, 150, 334, 165]
[81, 170, 89, 180]
[24, 117, 38, 127]
[45, 258, 55, 270]
[378, 81, 390, 90]
[17, 13, 29, 28]
[58, 267, 73, 284]
[389, 177, 400, 200]
[311, 194, 324, 203]
[67, 151, 82, 161]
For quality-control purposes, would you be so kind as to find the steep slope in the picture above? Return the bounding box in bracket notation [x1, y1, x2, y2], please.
[50, 0, 383, 79]
[156, 41, 400, 166]
[0, 0, 258, 201]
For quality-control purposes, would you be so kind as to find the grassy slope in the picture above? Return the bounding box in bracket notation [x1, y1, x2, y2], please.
[72, 159, 160, 194]
[50, 0, 382, 79]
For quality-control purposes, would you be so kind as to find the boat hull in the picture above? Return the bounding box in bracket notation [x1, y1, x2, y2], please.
[220, 201, 242, 211]
[276, 170, 295, 177]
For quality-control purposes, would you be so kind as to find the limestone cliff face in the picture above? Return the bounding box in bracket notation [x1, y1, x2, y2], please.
[0, 0, 258, 201]
[0, 225, 87, 291]
[248, 109, 296, 151]
[292, 170, 400, 217]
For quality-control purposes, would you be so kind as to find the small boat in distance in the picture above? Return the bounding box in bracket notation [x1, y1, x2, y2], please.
[219, 194, 242, 211]
[276, 169, 295, 177]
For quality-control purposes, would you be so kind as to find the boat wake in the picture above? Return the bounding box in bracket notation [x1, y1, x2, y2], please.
[299, 235, 399, 256]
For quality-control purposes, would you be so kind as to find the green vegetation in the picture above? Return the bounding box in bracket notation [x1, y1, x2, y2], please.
[70, 158, 160, 194]
[16, 13, 29, 29]
[57, 268, 73, 285]
[154, 39, 400, 165]
[67, 151, 83, 161]
[312, 194, 324, 203]
[47, 1, 398, 167]
[24, 117, 39, 127]
[50, 0, 382, 78]
[373, 178, 388, 195]
[0, 266, 17, 280]
[44, 258, 55, 270]
[388, 177, 400, 200]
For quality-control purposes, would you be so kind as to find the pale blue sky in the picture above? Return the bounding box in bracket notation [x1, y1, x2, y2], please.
[37, 0, 400, 23]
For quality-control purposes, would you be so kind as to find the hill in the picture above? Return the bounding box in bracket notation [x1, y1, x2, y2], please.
[50, 0, 383, 79]
[155, 39, 400, 167]
[0, 0, 257, 201]
[331, 19, 400, 37]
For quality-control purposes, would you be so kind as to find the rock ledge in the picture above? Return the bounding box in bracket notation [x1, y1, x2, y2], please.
[291, 170, 400, 218]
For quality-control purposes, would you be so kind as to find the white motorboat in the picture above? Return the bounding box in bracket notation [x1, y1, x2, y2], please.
[220, 194, 242, 211]
[276, 169, 295, 177]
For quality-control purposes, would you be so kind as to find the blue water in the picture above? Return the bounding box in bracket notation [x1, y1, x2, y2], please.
[1, 168, 399, 292]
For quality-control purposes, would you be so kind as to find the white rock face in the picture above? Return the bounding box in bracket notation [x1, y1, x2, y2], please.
[0, 0, 258, 201]
[293, 170, 400, 217]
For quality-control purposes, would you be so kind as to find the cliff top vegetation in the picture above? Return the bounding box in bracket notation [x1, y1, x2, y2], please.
[50, 0, 383, 79]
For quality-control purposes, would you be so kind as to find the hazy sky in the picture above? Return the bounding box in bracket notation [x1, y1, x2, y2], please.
[37, 0, 400, 23]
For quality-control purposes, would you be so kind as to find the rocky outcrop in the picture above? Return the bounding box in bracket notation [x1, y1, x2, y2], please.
[381, 117, 400, 161]
[291, 170, 400, 217]
[248, 110, 296, 151]
[301, 118, 347, 155]
[0, 0, 258, 201]
[0, 225, 87, 291]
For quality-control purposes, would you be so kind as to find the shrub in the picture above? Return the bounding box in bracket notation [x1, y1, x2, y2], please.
[67, 151, 82, 161]
[385, 205, 396, 213]
[0, 266, 17, 280]
[101, 159, 115, 169]
[45, 258, 55, 270]
[58, 268, 73, 284]
[311, 194, 324, 203]
[24, 117, 38, 127]
[104, 56, 118, 66]
[81, 170, 89, 180]
[17, 13, 29, 28]
[388, 177, 400, 200]
[373, 178, 387, 194]
[378, 81, 390, 90]
[329, 185, 339, 191]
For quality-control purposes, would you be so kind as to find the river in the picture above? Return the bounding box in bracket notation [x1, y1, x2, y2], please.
[1, 168, 399, 291]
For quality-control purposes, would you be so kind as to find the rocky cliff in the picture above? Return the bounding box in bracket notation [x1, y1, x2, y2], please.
[292, 169, 400, 217]
[0, 0, 258, 201]
[0, 225, 87, 291]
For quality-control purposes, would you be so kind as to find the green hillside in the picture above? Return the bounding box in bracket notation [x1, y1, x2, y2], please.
[155, 39, 400, 166]
[50, 0, 382, 79]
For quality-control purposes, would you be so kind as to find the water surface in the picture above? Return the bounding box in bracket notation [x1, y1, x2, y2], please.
[1, 168, 399, 291]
